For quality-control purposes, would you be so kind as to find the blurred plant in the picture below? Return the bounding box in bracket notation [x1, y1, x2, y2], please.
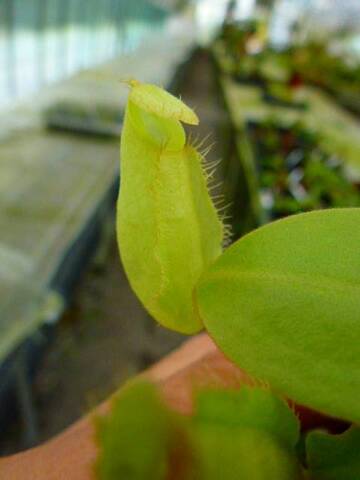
[96, 382, 303, 479]
[248, 118, 360, 219]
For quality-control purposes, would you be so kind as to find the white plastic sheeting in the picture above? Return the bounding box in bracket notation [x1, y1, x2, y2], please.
[270, 0, 360, 48]
[0, 0, 168, 108]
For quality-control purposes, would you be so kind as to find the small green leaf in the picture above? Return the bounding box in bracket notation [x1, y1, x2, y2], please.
[96, 382, 177, 480]
[193, 387, 300, 449]
[196, 208, 360, 423]
[306, 426, 360, 479]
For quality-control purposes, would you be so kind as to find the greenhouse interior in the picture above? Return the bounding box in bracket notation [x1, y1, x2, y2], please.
[0, 0, 360, 478]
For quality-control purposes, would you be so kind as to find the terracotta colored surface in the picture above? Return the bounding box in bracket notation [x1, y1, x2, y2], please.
[0, 334, 239, 479]
[0, 333, 346, 479]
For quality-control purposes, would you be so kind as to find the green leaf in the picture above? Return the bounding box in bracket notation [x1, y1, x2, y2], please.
[189, 389, 303, 480]
[306, 426, 360, 479]
[193, 387, 300, 449]
[196, 208, 360, 423]
[96, 382, 178, 480]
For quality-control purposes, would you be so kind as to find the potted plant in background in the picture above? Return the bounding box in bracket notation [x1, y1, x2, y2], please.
[1, 82, 359, 480]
